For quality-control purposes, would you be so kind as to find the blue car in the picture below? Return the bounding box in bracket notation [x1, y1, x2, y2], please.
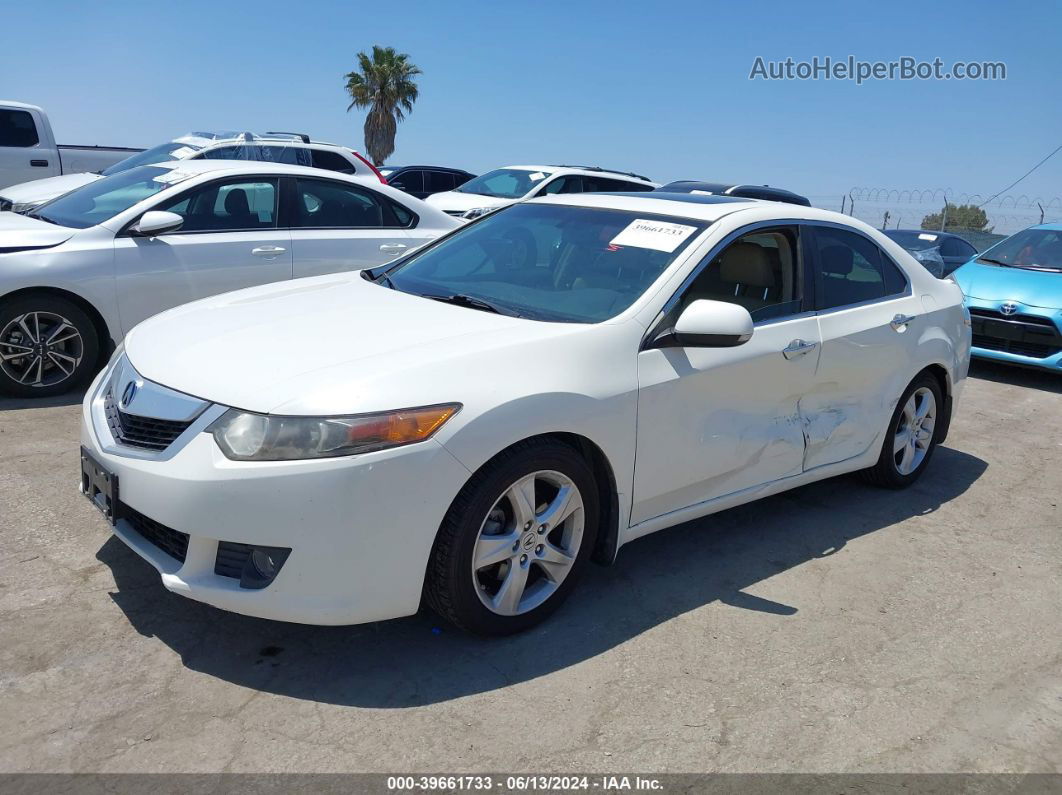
[950, 223, 1062, 372]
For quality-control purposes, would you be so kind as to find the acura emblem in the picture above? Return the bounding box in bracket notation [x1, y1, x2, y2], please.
[120, 380, 139, 408]
[1000, 301, 1018, 316]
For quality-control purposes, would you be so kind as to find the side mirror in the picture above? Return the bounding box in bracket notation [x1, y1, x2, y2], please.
[133, 210, 184, 237]
[654, 299, 754, 348]
[390, 181, 408, 191]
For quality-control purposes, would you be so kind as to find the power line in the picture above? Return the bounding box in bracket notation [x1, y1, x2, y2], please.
[979, 143, 1062, 208]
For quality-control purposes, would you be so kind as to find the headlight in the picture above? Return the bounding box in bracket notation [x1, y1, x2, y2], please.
[462, 207, 496, 220]
[208, 403, 461, 461]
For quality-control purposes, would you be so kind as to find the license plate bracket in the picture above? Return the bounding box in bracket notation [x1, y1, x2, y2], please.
[81, 447, 119, 525]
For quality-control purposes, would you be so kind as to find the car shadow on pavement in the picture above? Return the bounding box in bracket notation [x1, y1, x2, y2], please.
[0, 387, 87, 411]
[968, 360, 1062, 394]
[97, 446, 987, 708]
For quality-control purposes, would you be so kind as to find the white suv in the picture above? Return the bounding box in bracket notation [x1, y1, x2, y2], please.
[426, 164, 657, 220]
[0, 132, 381, 213]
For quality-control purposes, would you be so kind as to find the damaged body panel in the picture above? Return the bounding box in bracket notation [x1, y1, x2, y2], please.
[632, 314, 821, 525]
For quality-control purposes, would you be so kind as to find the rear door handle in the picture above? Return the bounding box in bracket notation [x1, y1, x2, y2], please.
[380, 243, 409, 255]
[890, 313, 917, 331]
[251, 245, 286, 258]
[782, 339, 818, 360]
[30, 159, 49, 167]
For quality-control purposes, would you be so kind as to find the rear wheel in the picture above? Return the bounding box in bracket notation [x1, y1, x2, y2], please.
[425, 439, 599, 635]
[860, 373, 942, 488]
[0, 295, 100, 398]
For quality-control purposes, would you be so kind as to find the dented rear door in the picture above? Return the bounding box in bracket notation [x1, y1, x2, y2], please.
[800, 224, 923, 470]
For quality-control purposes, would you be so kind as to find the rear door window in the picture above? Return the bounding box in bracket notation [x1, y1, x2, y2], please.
[292, 177, 411, 228]
[812, 227, 907, 309]
[391, 170, 424, 193]
[425, 171, 456, 192]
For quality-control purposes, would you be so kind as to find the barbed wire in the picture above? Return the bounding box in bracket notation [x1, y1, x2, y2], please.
[811, 187, 1062, 234]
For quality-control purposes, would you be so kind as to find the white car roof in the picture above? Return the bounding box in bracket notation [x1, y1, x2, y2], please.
[501, 165, 655, 185]
[1, 100, 43, 113]
[529, 191, 870, 229]
[145, 159, 362, 179]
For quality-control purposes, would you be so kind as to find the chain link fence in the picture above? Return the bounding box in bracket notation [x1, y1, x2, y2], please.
[806, 188, 1062, 251]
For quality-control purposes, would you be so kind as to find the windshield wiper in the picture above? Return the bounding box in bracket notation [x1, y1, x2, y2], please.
[25, 211, 57, 225]
[977, 256, 1012, 267]
[426, 293, 519, 317]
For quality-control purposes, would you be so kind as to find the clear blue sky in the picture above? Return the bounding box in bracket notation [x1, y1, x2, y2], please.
[2, 0, 1060, 209]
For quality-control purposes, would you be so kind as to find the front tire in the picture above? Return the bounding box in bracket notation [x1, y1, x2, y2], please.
[0, 294, 100, 398]
[425, 439, 600, 635]
[861, 373, 943, 488]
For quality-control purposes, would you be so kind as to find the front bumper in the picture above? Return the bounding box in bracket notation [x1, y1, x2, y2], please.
[80, 367, 472, 625]
[965, 298, 1062, 372]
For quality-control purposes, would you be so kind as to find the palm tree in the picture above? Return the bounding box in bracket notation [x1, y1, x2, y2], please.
[344, 46, 422, 167]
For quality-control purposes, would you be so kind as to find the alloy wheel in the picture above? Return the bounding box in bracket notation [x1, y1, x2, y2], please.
[0, 311, 84, 389]
[893, 386, 936, 475]
[472, 469, 585, 616]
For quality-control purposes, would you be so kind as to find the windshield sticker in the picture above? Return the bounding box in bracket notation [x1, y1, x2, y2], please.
[609, 219, 698, 253]
[918, 233, 938, 241]
[168, 146, 195, 160]
[528, 172, 546, 181]
[152, 169, 195, 185]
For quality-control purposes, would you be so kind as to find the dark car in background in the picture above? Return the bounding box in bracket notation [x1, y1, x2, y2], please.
[380, 165, 476, 200]
[656, 181, 812, 207]
[883, 229, 979, 277]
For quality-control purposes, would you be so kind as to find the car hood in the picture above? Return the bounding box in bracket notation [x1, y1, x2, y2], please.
[952, 260, 1062, 309]
[0, 172, 101, 206]
[0, 211, 78, 251]
[425, 191, 512, 213]
[125, 273, 587, 415]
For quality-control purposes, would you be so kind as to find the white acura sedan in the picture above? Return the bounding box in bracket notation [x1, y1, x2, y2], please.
[0, 160, 458, 396]
[80, 192, 970, 635]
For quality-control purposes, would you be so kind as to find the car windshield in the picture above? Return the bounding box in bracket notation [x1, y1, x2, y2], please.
[885, 231, 946, 251]
[454, 168, 551, 199]
[385, 203, 708, 323]
[977, 228, 1062, 272]
[100, 141, 203, 176]
[31, 166, 193, 229]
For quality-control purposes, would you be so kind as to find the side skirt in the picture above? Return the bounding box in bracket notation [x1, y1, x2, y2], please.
[619, 448, 879, 548]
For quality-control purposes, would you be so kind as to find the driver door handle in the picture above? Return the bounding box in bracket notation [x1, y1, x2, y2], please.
[251, 246, 286, 258]
[891, 313, 917, 331]
[782, 339, 818, 360]
[380, 243, 409, 255]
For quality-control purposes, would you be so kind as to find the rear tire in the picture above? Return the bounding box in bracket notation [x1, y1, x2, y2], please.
[860, 373, 943, 488]
[425, 438, 599, 635]
[0, 294, 100, 398]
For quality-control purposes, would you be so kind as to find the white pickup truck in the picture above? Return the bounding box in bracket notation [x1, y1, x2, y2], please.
[0, 101, 141, 190]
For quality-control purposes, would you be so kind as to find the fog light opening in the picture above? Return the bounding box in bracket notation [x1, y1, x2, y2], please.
[238, 545, 291, 590]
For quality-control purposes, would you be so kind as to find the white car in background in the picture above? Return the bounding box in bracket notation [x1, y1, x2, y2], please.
[0, 160, 458, 396]
[79, 191, 969, 635]
[426, 164, 657, 220]
[0, 131, 382, 213]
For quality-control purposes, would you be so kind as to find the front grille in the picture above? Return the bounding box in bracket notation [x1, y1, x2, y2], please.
[123, 505, 189, 563]
[214, 541, 253, 579]
[968, 308, 1057, 327]
[972, 334, 1061, 359]
[105, 390, 193, 451]
[969, 309, 1062, 360]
